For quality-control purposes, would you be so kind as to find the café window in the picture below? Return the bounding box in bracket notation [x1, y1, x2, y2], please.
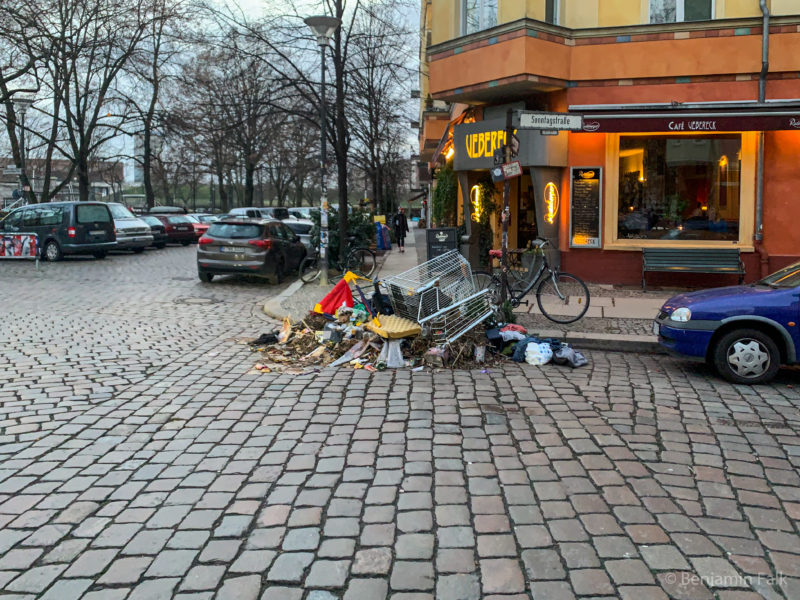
[617, 134, 741, 242]
[650, 0, 713, 23]
[463, 0, 497, 34]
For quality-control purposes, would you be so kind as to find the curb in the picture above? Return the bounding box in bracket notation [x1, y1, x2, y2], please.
[262, 279, 305, 321]
[524, 328, 664, 354]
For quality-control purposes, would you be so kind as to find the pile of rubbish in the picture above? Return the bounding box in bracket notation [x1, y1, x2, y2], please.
[249, 250, 588, 374]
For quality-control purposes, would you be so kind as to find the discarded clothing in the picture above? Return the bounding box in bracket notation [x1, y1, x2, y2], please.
[500, 330, 526, 342]
[525, 342, 553, 366]
[500, 324, 527, 334]
[553, 346, 588, 368]
[511, 337, 563, 363]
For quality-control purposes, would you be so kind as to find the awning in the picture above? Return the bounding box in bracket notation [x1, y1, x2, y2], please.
[429, 108, 477, 167]
[569, 101, 800, 133]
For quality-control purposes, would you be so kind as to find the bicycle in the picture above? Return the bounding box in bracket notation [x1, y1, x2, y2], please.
[299, 236, 377, 283]
[472, 238, 590, 324]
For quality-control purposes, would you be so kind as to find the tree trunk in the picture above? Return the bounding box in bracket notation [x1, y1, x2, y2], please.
[143, 126, 156, 210]
[216, 168, 228, 213]
[244, 162, 255, 206]
[77, 152, 91, 202]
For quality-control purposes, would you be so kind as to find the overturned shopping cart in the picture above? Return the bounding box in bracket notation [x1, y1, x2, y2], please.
[380, 250, 494, 344]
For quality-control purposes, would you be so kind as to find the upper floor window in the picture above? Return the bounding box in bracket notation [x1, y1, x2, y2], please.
[650, 0, 713, 23]
[463, 0, 497, 35]
[545, 0, 559, 25]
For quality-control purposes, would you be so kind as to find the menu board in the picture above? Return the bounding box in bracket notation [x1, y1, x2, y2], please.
[426, 228, 459, 260]
[569, 167, 602, 248]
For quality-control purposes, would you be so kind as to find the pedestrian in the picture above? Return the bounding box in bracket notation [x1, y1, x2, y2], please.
[392, 207, 410, 253]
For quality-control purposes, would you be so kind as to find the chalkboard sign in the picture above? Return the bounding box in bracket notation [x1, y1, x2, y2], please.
[569, 167, 602, 248]
[426, 228, 459, 260]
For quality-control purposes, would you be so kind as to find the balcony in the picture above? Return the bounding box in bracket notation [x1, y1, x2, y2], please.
[427, 16, 800, 104]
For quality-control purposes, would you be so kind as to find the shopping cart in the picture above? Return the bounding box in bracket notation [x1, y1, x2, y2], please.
[380, 250, 494, 344]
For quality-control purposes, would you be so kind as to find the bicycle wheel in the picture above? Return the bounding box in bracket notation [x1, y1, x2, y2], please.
[472, 270, 503, 305]
[299, 256, 321, 283]
[345, 248, 377, 278]
[536, 272, 590, 324]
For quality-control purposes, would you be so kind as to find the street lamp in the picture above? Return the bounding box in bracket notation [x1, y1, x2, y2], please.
[304, 14, 341, 286]
[13, 96, 35, 202]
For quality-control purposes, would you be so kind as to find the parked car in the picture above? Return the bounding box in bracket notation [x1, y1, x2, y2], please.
[149, 206, 188, 214]
[139, 215, 168, 249]
[0, 201, 116, 260]
[284, 218, 314, 251]
[655, 261, 800, 384]
[146, 214, 196, 245]
[289, 207, 314, 220]
[185, 214, 209, 239]
[106, 203, 153, 253]
[193, 214, 220, 224]
[227, 206, 291, 220]
[197, 218, 307, 284]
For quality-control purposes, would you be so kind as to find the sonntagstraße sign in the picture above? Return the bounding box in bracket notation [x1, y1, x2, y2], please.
[517, 111, 583, 131]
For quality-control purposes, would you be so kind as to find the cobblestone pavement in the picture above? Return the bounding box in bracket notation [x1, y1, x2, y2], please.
[2, 247, 800, 599]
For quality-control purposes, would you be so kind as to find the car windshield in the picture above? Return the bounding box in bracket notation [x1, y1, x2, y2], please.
[141, 216, 161, 226]
[286, 222, 312, 235]
[757, 262, 800, 288]
[184, 215, 200, 223]
[196, 215, 217, 223]
[207, 223, 261, 239]
[108, 204, 136, 219]
[167, 216, 191, 224]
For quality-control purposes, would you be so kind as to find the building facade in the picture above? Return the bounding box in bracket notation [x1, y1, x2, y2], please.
[419, 0, 800, 285]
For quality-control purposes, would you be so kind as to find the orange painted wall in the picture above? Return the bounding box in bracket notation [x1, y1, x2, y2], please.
[763, 131, 800, 259]
[570, 36, 765, 81]
[567, 81, 762, 105]
[429, 37, 570, 95]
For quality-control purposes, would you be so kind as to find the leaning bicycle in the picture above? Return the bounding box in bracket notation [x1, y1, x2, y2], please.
[299, 236, 377, 283]
[473, 238, 590, 324]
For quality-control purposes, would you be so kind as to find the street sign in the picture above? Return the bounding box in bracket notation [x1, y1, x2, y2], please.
[517, 111, 583, 131]
[490, 166, 505, 183]
[3, 166, 22, 176]
[501, 161, 522, 180]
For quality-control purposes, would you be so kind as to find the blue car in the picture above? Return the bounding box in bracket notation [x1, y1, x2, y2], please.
[654, 262, 800, 384]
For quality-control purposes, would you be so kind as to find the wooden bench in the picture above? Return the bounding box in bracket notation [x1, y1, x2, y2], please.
[642, 248, 745, 291]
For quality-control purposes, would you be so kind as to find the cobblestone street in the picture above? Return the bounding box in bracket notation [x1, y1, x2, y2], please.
[2, 247, 800, 599]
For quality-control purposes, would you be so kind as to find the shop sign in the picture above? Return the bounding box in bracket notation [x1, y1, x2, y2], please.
[454, 118, 567, 170]
[569, 168, 602, 249]
[579, 113, 800, 133]
[426, 228, 459, 260]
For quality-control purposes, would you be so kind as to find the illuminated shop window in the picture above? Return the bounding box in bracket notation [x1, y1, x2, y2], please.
[463, 0, 497, 34]
[649, 0, 713, 23]
[617, 135, 741, 241]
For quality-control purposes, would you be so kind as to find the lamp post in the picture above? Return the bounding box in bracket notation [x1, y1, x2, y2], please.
[304, 14, 341, 286]
[13, 97, 34, 203]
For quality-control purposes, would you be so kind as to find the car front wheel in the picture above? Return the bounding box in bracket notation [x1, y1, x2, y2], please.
[712, 328, 780, 385]
[199, 271, 214, 282]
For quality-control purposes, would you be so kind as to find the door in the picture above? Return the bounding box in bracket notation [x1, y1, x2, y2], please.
[280, 223, 304, 269]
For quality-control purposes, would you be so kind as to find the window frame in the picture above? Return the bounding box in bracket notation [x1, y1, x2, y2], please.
[602, 131, 756, 251]
[461, 0, 498, 35]
[545, 0, 560, 25]
[648, 0, 716, 23]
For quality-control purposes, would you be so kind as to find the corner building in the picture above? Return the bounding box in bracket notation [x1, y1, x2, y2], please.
[419, 0, 800, 285]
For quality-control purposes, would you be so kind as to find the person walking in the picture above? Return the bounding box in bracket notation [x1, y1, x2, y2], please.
[392, 207, 410, 253]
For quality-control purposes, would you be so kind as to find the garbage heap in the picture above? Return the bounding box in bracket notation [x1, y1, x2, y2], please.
[249, 251, 588, 374]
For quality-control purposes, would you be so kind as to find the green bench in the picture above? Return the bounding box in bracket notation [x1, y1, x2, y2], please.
[642, 248, 745, 291]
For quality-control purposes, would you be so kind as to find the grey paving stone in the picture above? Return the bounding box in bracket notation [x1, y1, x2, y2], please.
[304, 559, 351, 588]
[436, 574, 481, 600]
[127, 578, 181, 600]
[266, 552, 314, 583]
[216, 575, 261, 600]
[180, 565, 226, 591]
[145, 550, 198, 577]
[391, 560, 435, 591]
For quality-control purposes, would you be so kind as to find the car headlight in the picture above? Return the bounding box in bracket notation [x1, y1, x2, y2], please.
[670, 307, 692, 322]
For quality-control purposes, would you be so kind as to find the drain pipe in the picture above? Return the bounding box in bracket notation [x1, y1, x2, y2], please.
[754, 0, 770, 277]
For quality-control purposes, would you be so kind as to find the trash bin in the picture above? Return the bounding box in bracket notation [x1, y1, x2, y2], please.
[376, 223, 386, 251]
